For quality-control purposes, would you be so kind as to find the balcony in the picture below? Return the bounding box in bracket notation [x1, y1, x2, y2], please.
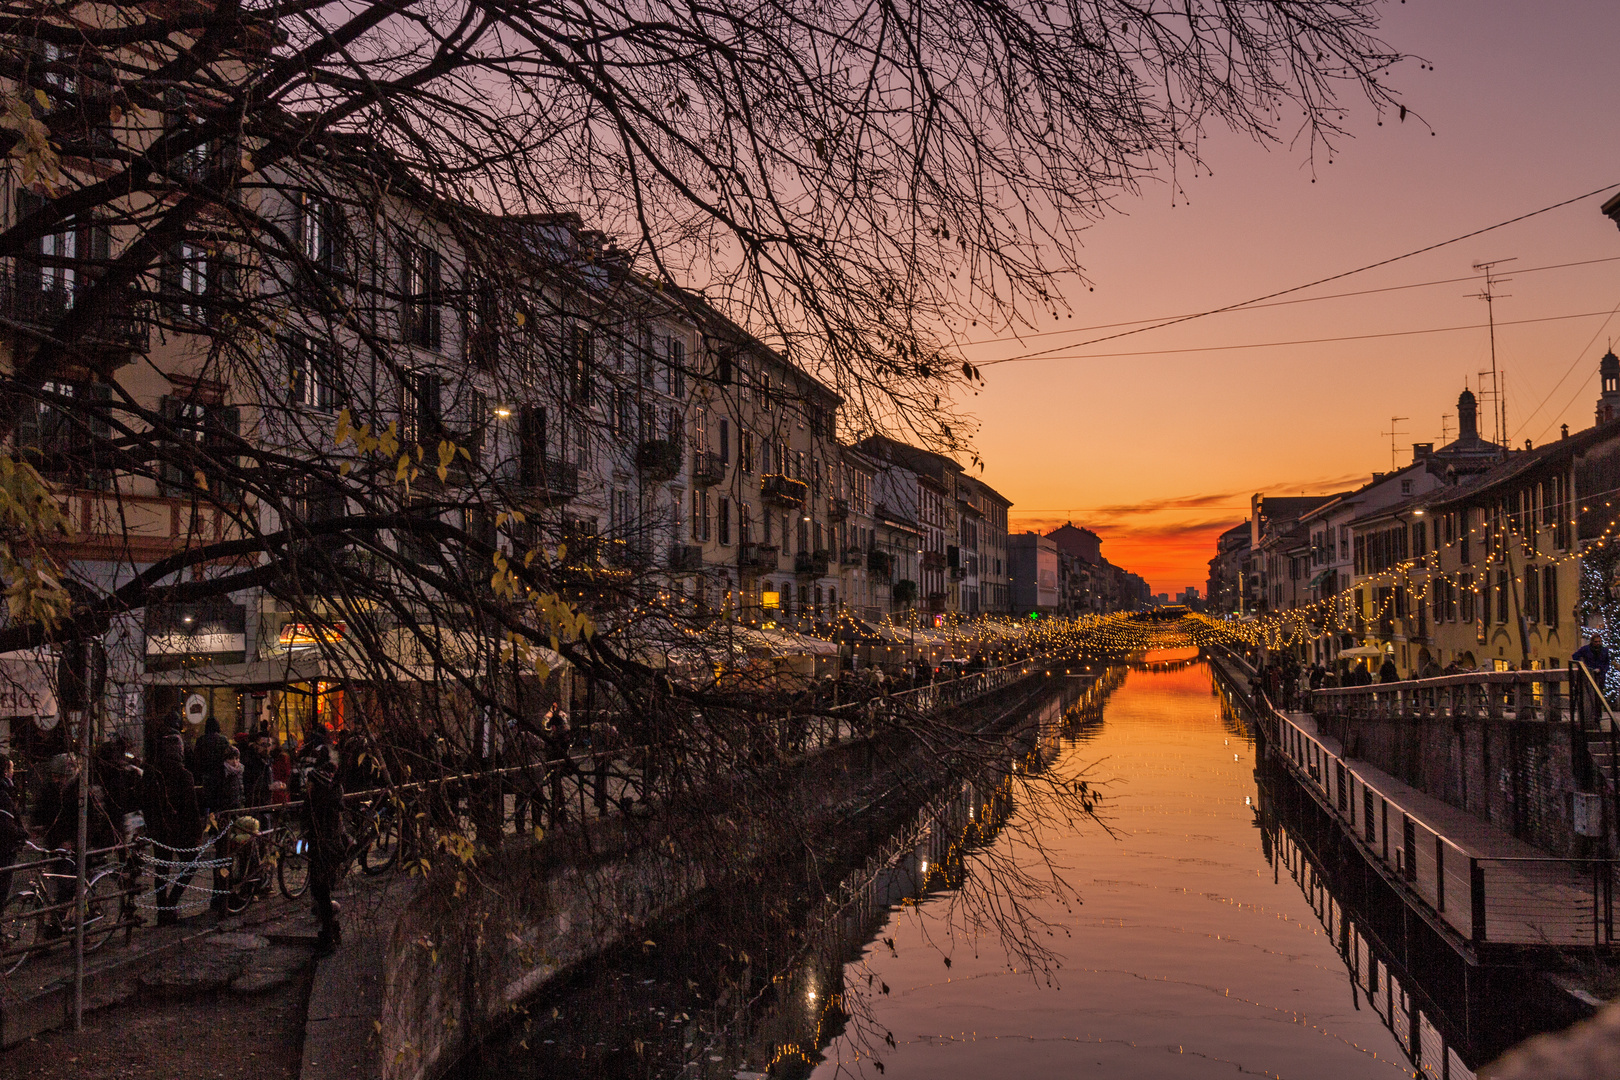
[828, 497, 849, 523]
[513, 456, 579, 505]
[794, 549, 830, 577]
[668, 544, 704, 572]
[0, 275, 148, 361]
[635, 438, 681, 482]
[691, 449, 726, 488]
[921, 549, 946, 570]
[760, 473, 809, 509]
[926, 591, 947, 612]
[867, 550, 894, 579]
[949, 566, 966, 581]
[840, 547, 864, 566]
[739, 543, 779, 572]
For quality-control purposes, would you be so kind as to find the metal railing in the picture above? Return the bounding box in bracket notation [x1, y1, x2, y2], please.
[1267, 695, 1619, 949]
[1, 659, 1049, 973]
[1312, 669, 1576, 724]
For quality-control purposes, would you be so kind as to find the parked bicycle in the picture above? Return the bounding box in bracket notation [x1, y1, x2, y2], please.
[0, 841, 133, 975]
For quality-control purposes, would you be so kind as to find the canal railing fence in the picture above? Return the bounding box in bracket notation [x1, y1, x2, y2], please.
[1202, 647, 1620, 955]
[0, 655, 1062, 1020]
[1277, 691, 1619, 953]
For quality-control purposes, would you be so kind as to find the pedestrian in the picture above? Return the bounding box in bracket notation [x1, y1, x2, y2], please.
[1378, 655, 1399, 684]
[194, 718, 232, 818]
[209, 746, 246, 913]
[141, 732, 203, 926]
[1574, 633, 1613, 715]
[0, 755, 27, 905]
[301, 740, 349, 957]
[1574, 632, 1611, 685]
[270, 740, 293, 804]
[1309, 662, 1327, 692]
[242, 732, 274, 808]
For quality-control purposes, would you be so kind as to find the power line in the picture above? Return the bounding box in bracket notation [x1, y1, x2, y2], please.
[979, 182, 1620, 368]
[959, 254, 1620, 349]
[974, 307, 1620, 363]
[1516, 293, 1620, 444]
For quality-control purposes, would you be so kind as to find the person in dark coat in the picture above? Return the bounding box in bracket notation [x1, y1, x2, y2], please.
[194, 718, 233, 818]
[141, 734, 203, 926]
[0, 755, 27, 905]
[241, 732, 274, 808]
[1378, 656, 1400, 684]
[302, 740, 348, 955]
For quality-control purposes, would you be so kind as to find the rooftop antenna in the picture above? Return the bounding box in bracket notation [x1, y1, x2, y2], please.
[1470, 258, 1516, 447]
[1440, 414, 1454, 444]
[1381, 416, 1409, 471]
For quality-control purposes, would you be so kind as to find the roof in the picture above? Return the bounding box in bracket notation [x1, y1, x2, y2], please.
[1428, 417, 1620, 511]
[853, 435, 964, 484]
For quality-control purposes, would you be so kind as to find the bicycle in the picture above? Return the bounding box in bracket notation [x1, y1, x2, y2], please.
[277, 827, 311, 900]
[220, 820, 285, 915]
[0, 841, 130, 974]
[355, 795, 402, 876]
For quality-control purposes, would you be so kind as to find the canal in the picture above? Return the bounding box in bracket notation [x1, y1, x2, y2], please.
[455, 656, 1490, 1079]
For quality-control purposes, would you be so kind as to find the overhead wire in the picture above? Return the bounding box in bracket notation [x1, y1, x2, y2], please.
[959, 254, 1620, 350]
[968, 308, 1620, 363]
[978, 182, 1620, 368]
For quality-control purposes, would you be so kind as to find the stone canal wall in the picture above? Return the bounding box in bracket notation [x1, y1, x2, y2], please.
[1331, 708, 1582, 856]
[309, 671, 1071, 1080]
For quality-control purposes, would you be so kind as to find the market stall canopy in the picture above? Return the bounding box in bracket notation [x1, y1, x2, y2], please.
[143, 628, 567, 687]
[1337, 646, 1389, 659]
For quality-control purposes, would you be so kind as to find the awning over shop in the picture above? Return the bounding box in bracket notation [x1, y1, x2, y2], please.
[142, 629, 568, 688]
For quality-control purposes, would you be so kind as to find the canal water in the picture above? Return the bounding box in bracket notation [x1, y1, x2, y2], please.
[806, 657, 1419, 1080]
[459, 656, 1476, 1079]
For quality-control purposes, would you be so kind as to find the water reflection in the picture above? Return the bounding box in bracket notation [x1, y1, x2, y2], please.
[452, 666, 1114, 1080]
[460, 661, 1457, 1079]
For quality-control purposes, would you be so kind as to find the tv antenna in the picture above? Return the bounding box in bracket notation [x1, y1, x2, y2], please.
[1440, 413, 1454, 444]
[1470, 258, 1515, 446]
[1381, 416, 1409, 471]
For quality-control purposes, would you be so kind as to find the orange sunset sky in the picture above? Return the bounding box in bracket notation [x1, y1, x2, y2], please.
[946, 0, 1620, 594]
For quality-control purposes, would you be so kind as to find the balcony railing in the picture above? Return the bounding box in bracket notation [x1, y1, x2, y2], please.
[868, 550, 894, 579]
[828, 497, 849, 523]
[760, 474, 809, 508]
[691, 449, 725, 488]
[840, 547, 864, 566]
[794, 549, 830, 577]
[511, 456, 579, 504]
[669, 544, 704, 572]
[921, 549, 946, 570]
[0, 275, 148, 357]
[739, 542, 779, 571]
[635, 438, 681, 482]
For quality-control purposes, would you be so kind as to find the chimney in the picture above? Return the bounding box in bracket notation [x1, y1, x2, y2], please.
[1412, 442, 1434, 462]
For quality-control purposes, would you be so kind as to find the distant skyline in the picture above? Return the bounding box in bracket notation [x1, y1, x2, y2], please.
[952, 1, 1620, 592]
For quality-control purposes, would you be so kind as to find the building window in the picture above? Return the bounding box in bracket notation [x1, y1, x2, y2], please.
[288, 334, 336, 411]
[717, 497, 731, 545]
[400, 241, 442, 349]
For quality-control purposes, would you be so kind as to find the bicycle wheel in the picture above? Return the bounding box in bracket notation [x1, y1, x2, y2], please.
[278, 835, 310, 899]
[0, 890, 44, 975]
[361, 812, 399, 876]
[80, 871, 128, 953]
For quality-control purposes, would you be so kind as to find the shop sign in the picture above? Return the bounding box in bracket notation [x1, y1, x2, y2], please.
[278, 622, 347, 647]
[184, 692, 209, 727]
[0, 648, 58, 721]
[145, 603, 247, 670]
